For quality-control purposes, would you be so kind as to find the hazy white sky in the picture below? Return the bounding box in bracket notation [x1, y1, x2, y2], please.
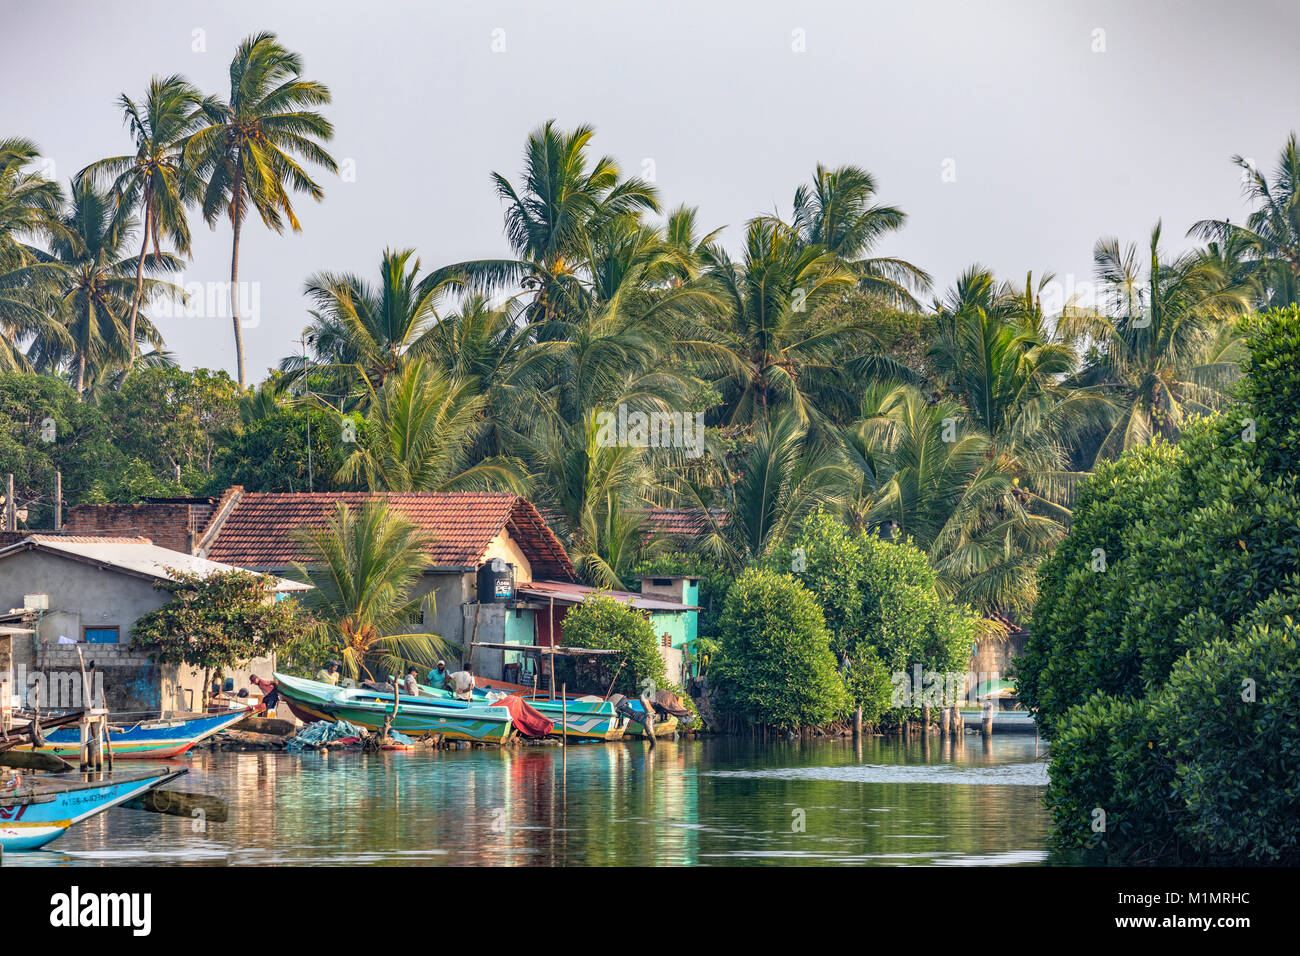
[4, 0, 1297, 381]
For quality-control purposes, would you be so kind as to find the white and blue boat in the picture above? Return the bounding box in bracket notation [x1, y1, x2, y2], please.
[0, 766, 187, 851]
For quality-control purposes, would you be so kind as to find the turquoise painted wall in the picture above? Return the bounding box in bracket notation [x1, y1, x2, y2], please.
[503, 607, 534, 667]
[649, 611, 691, 649]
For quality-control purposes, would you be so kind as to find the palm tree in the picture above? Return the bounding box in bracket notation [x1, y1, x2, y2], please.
[698, 216, 860, 426]
[522, 410, 661, 587]
[842, 383, 1062, 614]
[285, 248, 464, 403]
[185, 32, 337, 387]
[928, 266, 1103, 511]
[0, 138, 65, 371]
[1061, 223, 1253, 462]
[1190, 132, 1300, 308]
[336, 359, 525, 493]
[682, 410, 852, 569]
[791, 163, 931, 306]
[446, 120, 659, 324]
[29, 180, 182, 393]
[290, 501, 446, 680]
[78, 75, 208, 373]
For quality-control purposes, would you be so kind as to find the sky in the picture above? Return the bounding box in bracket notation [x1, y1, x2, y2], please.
[3, 0, 1298, 382]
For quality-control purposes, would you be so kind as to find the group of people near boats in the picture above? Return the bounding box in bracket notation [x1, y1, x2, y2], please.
[271, 659, 480, 701]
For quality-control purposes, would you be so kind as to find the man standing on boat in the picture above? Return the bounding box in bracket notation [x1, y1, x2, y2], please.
[404, 667, 420, 696]
[449, 666, 476, 700]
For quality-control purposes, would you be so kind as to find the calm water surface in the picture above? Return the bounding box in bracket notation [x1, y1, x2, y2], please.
[11, 734, 1052, 866]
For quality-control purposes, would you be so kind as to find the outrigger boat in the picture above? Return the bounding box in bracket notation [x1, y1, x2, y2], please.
[273, 673, 517, 745]
[11, 707, 256, 761]
[0, 766, 187, 851]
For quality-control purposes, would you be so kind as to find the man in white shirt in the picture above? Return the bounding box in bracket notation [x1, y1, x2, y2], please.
[450, 667, 476, 700]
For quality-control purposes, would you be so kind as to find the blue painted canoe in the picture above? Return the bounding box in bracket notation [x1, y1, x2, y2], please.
[0, 767, 187, 851]
[15, 708, 255, 760]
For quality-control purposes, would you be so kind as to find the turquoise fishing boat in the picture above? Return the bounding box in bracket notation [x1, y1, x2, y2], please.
[273, 673, 516, 745]
[0, 767, 187, 852]
[418, 682, 623, 741]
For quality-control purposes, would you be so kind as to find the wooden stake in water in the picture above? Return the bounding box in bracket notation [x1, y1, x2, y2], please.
[561, 684, 568, 750]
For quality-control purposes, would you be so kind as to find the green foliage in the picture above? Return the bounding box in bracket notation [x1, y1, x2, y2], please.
[557, 593, 665, 697]
[0, 372, 118, 526]
[1027, 307, 1300, 863]
[1154, 593, 1300, 864]
[1014, 440, 1186, 736]
[98, 366, 241, 482]
[1235, 304, 1300, 478]
[207, 404, 363, 493]
[776, 510, 978, 724]
[1042, 693, 1175, 862]
[131, 569, 308, 671]
[712, 568, 849, 731]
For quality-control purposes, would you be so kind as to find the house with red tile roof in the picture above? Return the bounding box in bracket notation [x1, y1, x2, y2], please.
[65, 487, 698, 689]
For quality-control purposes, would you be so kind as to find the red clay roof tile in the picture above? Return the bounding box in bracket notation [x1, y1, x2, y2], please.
[203, 491, 575, 580]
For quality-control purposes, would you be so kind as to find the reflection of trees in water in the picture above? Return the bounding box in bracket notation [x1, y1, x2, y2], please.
[160, 741, 1047, 865]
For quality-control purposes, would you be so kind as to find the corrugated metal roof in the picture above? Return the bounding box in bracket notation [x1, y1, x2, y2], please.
[517, 580, 698, 612]
[0, 535, 310, 591]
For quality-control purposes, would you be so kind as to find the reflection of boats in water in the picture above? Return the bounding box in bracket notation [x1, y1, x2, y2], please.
[274, 673, 517, 745]
[0, 766, 187, 851]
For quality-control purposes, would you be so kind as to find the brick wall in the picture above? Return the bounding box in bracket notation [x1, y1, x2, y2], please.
[64, 502, 197, 553]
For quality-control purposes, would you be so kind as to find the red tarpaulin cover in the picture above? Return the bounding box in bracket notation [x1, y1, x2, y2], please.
[490, 695, 554, 738]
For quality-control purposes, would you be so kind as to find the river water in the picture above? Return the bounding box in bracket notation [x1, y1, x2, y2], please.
[10, 734, 1052, 866]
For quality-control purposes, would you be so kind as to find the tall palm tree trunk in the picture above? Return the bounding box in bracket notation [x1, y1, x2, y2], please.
[126, 214, 149, 373]
[230, 194, 246, 388]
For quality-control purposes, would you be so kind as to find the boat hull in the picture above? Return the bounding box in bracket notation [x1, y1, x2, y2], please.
[0, 768, 186, 851]
[527, 698, 623, 741]
[274, 674, 515, 745]
[621, 714, 679, 739]
[15, 709, 254, 760]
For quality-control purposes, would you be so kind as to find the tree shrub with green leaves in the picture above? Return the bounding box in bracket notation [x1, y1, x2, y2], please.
[557, 593, 666, 698]
[131, 569, 310, 696]
[712, 568, 849, 731]
[775, 510, 978, 726]
[1025, 305, 1300, 863]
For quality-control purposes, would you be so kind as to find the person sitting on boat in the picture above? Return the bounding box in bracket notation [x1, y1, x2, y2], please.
[249, 674, 280, 711]
[426, 660, 449, 691]
[315, 661, 340, 685]
[404, 667, 420, 697]
[450, 666, 476, 700]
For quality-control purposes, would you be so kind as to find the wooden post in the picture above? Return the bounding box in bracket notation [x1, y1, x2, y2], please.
[54, 471, 62, 530]
[548, 597, 556, 700]
[4, 474, 13, 532]
[853, 705, 862, 740]
[922, 703, 931, 734]
[561, 683, 568, 750]
[941, 706, 952, 736]
[981, 700, 994, 737]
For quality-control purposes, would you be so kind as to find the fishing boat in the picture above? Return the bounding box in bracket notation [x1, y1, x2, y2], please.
[0, 766, 187, 851]
[530, 695, 624, 741]
[12, 707, 256, 761]
[414, 681, 623, 742]
[273, 673, 516, 745]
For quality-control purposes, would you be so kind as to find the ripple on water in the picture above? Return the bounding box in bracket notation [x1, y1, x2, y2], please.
[703, 761, 1049, 786]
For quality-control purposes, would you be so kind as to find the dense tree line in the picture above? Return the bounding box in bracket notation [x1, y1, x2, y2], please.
[3, 33, 1298, 636]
